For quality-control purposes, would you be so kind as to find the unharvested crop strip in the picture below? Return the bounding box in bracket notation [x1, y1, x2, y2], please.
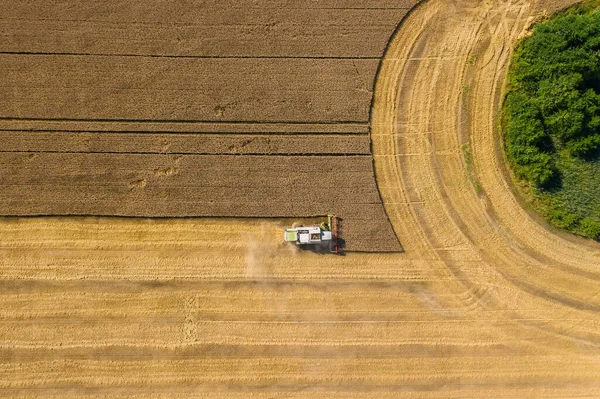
[0, 55, 378, 122]
[0, 152, 401, 251]
[0, 151, 372, 156]
[0, 132, 370, 155]
[0, 118, 369, 125]
[0, 130, 366, 136]
[0, 120, 368, 134]
[1, 3, 412, 58]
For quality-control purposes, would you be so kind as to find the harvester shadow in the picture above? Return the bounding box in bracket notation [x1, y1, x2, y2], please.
[298, 241, 346, 256]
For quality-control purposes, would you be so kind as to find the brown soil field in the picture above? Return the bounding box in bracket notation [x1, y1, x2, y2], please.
[2, 0, 600, 397]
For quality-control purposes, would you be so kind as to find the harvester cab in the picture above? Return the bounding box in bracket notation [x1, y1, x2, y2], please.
[284, 215, 341, 254]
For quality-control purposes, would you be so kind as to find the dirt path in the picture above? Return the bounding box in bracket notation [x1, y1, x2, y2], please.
[371, 0, 600, 361]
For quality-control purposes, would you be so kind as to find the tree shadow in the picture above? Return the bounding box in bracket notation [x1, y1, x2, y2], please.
[540, 168, 564, 193]
[581, 145, 600, 162]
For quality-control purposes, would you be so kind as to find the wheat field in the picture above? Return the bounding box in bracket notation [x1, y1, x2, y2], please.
[1, 0, 600, 397]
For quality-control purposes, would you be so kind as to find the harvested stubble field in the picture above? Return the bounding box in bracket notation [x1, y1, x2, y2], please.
[1, 0, 600, 398]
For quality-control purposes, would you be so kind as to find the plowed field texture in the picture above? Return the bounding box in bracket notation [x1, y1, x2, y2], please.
[1, 0, 600, 398]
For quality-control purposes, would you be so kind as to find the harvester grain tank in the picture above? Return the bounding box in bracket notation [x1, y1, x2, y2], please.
[284, 215, 341, 254]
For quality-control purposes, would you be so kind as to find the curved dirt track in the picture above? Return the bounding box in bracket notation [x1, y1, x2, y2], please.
[2, 0, 600, 397]
[372, 0, 600, 347]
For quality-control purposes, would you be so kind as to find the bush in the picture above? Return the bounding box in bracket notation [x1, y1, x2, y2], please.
[548, 208, 580, 230]
[503, 2, 600, 239]
[579, 218, 600, 240]
[504, 8, 600, 174]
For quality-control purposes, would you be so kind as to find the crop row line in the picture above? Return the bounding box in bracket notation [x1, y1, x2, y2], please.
[0, 51, 382, 60]
[0, 150, 371, 156]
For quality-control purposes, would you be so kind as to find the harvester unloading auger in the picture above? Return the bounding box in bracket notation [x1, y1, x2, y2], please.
[283, 215, 341, 254]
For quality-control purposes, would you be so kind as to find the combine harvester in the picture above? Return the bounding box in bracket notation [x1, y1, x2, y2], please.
[284, 215, 341, 254]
